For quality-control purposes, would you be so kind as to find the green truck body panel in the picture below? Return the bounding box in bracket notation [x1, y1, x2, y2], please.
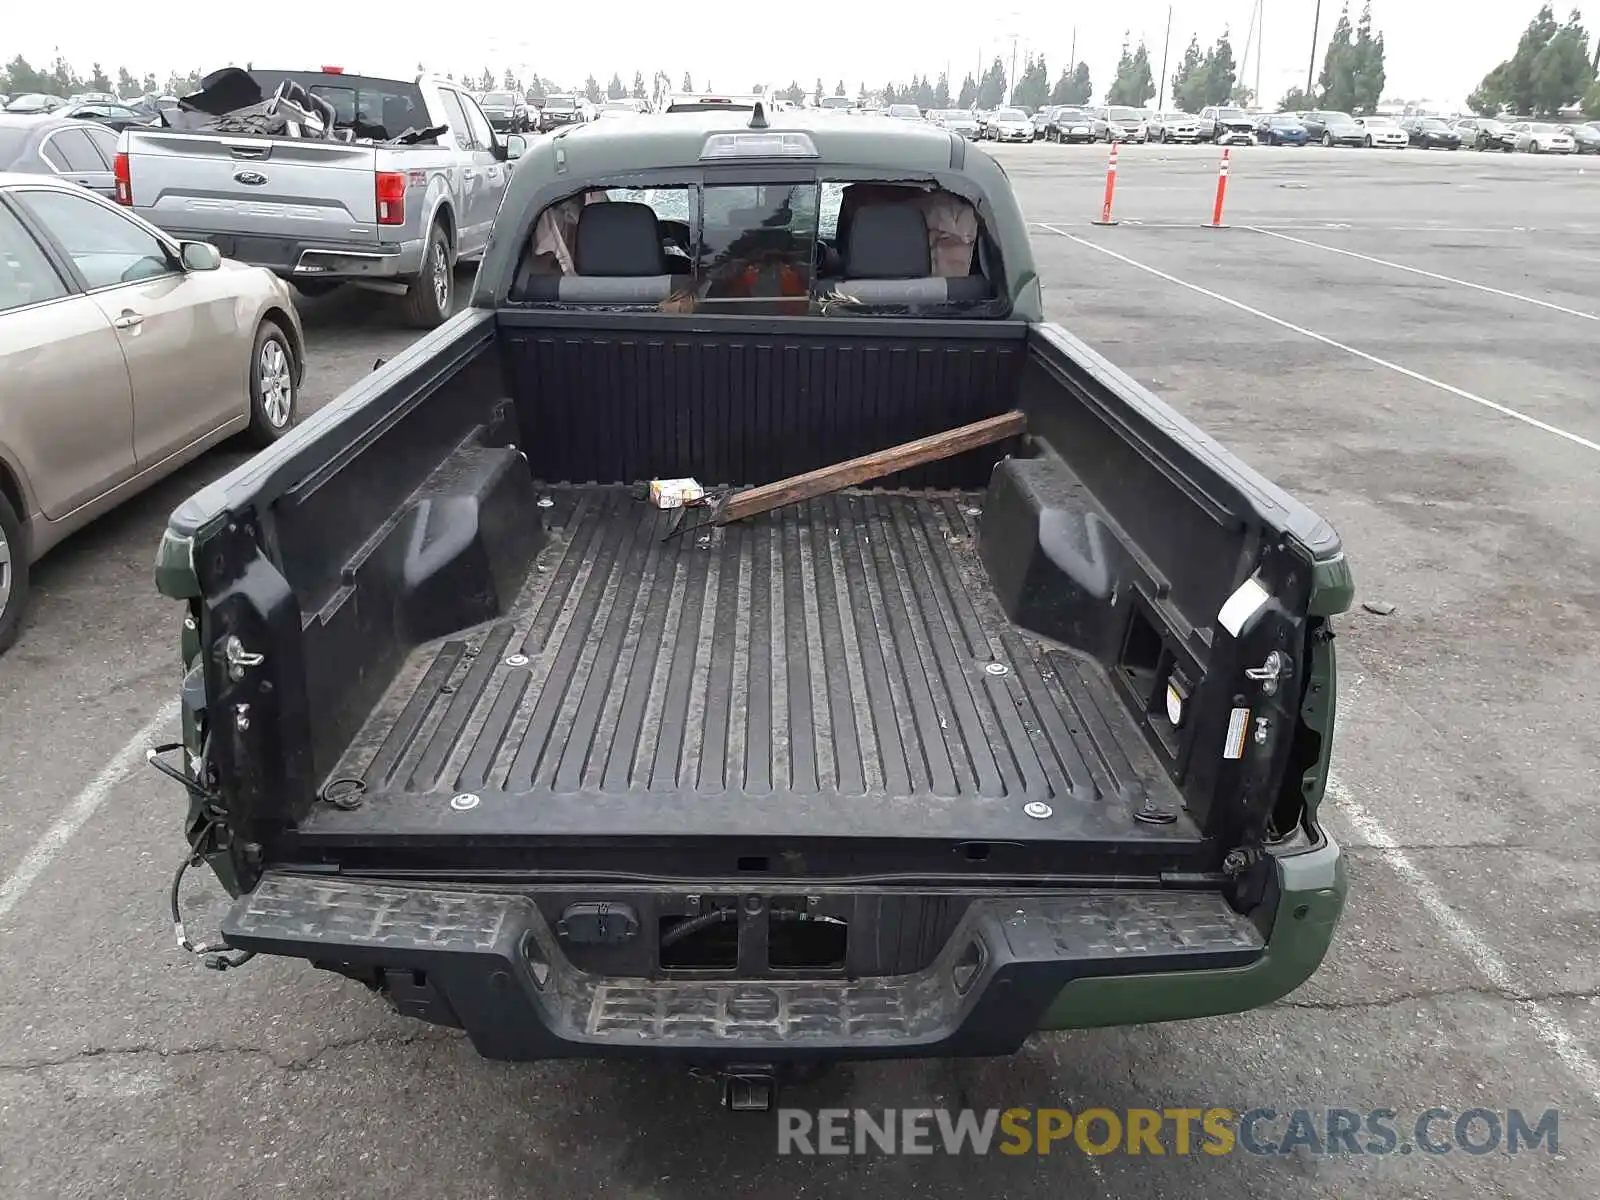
[1039, 841, 1345, 1029]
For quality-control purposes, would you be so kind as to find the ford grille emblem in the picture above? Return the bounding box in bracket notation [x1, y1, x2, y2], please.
[233, 169, 268, 186]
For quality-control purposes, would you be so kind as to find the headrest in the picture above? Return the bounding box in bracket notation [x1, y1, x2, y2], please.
[842, 204, 931, 279]
[576, 202, 666, 277]
[382, 96, 414, 135]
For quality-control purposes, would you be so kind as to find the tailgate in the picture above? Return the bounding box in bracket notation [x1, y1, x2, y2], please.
[124, 130, 379, 241]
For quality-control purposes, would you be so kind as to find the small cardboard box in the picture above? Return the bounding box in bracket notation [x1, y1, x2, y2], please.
[649, 478, 705, 509]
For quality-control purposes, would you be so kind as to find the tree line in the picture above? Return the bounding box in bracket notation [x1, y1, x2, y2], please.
[1466, 5, 1599, 117]
[1, 54, 204, 99]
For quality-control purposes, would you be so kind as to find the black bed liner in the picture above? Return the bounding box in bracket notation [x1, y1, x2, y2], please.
[306, 486, 1200, 847]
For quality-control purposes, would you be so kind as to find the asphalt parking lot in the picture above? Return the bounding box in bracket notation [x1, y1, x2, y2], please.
[2, 142, 1598, 1198]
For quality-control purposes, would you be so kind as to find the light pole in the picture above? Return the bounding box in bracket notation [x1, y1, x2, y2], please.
[1307, 0, 1323, 96]
[1158, 5, 1173, 109]
[1255, 0, 1263, 106]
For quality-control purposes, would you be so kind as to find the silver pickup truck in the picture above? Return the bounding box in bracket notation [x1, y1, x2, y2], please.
[116, 71, 517, 326]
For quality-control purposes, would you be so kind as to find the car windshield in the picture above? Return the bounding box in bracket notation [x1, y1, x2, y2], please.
[888, 104, 922, 118]
[1106, 107, 1140, 120]
[1420, 118, 1449, 129]
[483, 92, 515, 106]
[996, 108, 1026, 121]
[545, 96, 576, 110]
[1269, 114, 1301, 125]
[1527, 122, 1559, 133]
[1218, 108, 1246, 119]
[819, 96, 852, 109]
[1364, 117, 1397, 126]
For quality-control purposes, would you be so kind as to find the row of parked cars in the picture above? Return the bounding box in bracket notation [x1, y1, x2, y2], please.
[470, 91, 656, 134]
[923, 101, 1600, 155]
[1, 90, 175, 131]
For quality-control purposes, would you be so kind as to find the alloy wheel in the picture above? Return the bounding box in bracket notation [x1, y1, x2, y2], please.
[0, 521, 11, 619]
[432, 243, 451, 312]
[258, 338, 294, 428]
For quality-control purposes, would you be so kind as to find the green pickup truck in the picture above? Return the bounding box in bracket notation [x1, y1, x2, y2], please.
[154, 107, 1352, 1107]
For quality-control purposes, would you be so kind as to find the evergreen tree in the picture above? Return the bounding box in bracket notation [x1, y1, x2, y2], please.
[957, 72, 978, 107]
[1172, 36, 1206, 111]
[1317, 5, 1355, 110]
[977, 56, 1008, 108]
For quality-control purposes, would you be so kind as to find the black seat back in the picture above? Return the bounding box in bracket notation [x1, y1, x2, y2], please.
[576, 202, 667, 276]
[842, 205, 931, 279]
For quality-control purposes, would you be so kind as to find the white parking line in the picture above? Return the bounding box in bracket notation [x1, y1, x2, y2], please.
[1247, 226, 1599, 321]
[1033, 223, 1600, 456]
[1329, 777, 1600, 1109]
[0, 701, 178, 924]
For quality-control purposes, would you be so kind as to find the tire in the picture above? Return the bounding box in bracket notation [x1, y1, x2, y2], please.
[1364, 135, 1373, 148]
[402, 223, 453, 329]
[1322, 132, 1333, 147]
[245, 320, 299, 447]
[1532, 141, 1542, 154]
[0, 487, 30, 656]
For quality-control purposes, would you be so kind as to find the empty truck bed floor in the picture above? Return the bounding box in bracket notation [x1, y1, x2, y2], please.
[306, 486, 1201, 847]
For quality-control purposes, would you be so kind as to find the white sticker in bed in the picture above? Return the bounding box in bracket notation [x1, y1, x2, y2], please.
[1218, 575, 1271, 638]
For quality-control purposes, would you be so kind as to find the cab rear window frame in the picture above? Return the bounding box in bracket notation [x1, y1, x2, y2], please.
[496, 163, 1009, 317]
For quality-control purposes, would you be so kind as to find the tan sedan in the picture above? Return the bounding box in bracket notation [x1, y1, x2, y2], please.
[0, 173, 304, 652]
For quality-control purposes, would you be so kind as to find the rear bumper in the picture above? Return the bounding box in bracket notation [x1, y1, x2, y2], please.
[166, 230, 425, 282]
[221, 838, 1343, 1063]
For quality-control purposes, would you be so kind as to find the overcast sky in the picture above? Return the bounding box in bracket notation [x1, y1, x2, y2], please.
[4, 2, 1563, 107]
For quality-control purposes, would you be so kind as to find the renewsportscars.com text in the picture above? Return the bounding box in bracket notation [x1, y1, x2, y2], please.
[776, 1107, 1560, 1157]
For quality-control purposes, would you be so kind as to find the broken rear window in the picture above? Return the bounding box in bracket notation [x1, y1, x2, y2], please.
[511, 178, 999, 317]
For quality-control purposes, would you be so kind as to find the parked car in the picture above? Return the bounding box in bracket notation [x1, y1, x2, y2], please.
[928, 109, 980, 137]
[979, 107, 1033, 142]
[1255, 113, 1309, 145]
[886, 103, 924, 122]
[658, 92, 760, 115]
[537, 94, 585, 130]
[68, 91, 120, 107]
[596, 99, 647, 119]
[1030, 107, 1058, 139]
[1558, 123, 1600, 154]
[1354, 116, 1408, 148]
[0, 172, 305, 652]
[1454, 117, 1513, 151]
[1148, 111, 1202, 142]
[1399, 116, 1462, 149]
[0, 114, 122, 199]
[118, 68, 515, 326]
[1045, 107, 1097, 142]
[1510, 121, 1575, 153]
[1199, 105, 1257, 144]
[478, 90, 531, 133]
[1094, 105, 1148, 143]
[59, 102, 155, 132]
[1299, 110, 1365, 146]
[4, 94, 67, 115]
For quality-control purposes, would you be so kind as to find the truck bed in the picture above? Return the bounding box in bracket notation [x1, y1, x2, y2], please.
[307, 484, 1198, 848]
